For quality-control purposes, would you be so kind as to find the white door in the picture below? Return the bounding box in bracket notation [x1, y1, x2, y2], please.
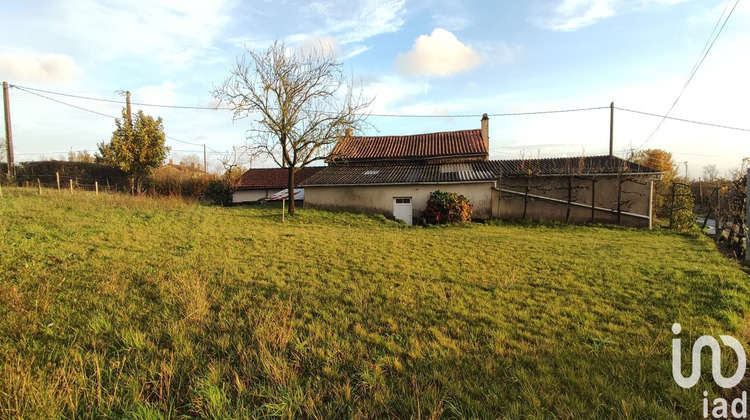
[393, 197, 413, 225]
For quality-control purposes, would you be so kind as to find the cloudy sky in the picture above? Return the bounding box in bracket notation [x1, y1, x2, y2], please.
[0, 0, 748, 176]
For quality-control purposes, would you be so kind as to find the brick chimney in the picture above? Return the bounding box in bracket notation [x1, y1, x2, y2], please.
[345, 128, 354, 137]
[481, 113, 489, 159]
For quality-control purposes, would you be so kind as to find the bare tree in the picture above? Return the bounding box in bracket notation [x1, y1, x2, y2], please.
[212, 40, 371, 215]
[702, 164, 719, 182]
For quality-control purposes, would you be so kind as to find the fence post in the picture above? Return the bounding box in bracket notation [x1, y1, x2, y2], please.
[617, 175, 622, 226]
[669, 182, 676, 231]
[69, 179, 73, 195]
[95, 181, 99, 196]
[745, 168, 749, 263]
[523, 177, 530, 219]
[56, 172, 60, 191]
[590, 179, 596, 223]
[565, 176, 572, 224]
[37, 179, 41, 195]
[282, 199, 285, 222]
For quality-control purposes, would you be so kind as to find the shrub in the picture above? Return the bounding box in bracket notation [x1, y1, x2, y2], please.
[421, 190, 473, 225]
[203, 180, 231, 205]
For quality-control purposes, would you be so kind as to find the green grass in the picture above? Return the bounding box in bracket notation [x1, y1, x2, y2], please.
[0, 187, 748, 419]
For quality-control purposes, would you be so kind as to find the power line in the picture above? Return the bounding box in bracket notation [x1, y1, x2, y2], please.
[616, 107, 750, 132]
[11, 84, 611, 118]
[638, 0, 741, 149]
[13, 85, 119, 119]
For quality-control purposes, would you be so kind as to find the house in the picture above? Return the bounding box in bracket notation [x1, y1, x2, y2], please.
[232, 166, 323, 203]
[154, 161, 205, 180]
[302, 115, 662, 227]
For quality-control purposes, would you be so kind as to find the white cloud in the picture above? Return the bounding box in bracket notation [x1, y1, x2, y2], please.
[132, 80, 178, 113]
[395, 28, 481, 77]
[535, 0, 688, 31]
[46, 0, 231, 67]
[305, 0, 406, 45]
[0, 52, 77, 83]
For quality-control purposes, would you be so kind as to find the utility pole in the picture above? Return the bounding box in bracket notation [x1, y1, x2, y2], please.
[684, 161, 689, 179]
[125, 90, 132, 129]
[3, 81, 15, 179]
[609, 102, 614, 157]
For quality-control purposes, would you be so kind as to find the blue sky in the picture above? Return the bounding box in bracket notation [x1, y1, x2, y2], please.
[0, 0, 748, 176]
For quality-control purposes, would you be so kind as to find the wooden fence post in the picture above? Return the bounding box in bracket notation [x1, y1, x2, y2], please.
[37, 179, 41, 195]
[522, 177, 530, 219]
[746, 168, 749, 263]
[617, 176, 623, 226]
[565, 176, 572, 224]
[95, 181, 99, 196]
[56, 172, 60, 191]
[669, 182, 676, 231]
[282, 199, 285, 222]
[590, 179, 596, 223]
[69, 179, 73, 195]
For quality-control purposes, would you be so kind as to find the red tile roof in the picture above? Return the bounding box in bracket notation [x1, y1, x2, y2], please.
[330, 129, 487, 163]
[234, 166, 324, 189]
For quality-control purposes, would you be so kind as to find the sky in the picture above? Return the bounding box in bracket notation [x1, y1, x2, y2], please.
[0, 0, 748, 177]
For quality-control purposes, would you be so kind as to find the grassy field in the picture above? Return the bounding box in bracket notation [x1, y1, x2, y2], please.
[0, 187, 748, 419]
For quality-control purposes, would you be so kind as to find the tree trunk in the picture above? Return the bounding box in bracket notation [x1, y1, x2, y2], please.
[287, 167, 295, 216]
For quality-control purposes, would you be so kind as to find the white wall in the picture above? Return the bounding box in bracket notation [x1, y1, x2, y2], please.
[304, 183, 494, 219]
[232, 189, 270, 203]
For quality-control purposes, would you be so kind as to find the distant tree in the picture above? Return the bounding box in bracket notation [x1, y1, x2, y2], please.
[68, 150, 95, 163]
[212, 40, 371, 216]
[631, 149, 685, 221]
[97, 109, 170, 194]
[179, 154, 202, 169]
[631, 149, 678, 183]
[702, 164, 719, 182]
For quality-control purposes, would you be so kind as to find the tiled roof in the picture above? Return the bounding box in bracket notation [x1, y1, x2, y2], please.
[330, 129, 487, 162]
[234, 166, 324, 189]
[301, 163, 497, 186]
[486, 155, 661, 176]
[301, 156, 660, 187]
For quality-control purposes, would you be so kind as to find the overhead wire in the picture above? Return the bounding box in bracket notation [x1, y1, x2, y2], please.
[638, 0, 741, 149]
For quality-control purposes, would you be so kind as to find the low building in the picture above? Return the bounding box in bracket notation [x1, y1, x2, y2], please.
[302, 115, 662, 227]
[232, 166, 323, 203]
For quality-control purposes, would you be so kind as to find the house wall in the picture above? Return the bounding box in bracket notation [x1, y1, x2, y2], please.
[304, 182, 494, 220]
[494, 175, 656, 228]
[232, 189, 271, 203]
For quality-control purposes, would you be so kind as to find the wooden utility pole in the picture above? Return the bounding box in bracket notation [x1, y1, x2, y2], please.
[126, 90, 132, 123]
[204, 143, 208, 178]
[609, 102, 614, 156]
[3, 81, 14, 178]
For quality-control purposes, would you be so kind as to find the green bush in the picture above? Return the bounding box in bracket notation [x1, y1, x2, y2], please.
[203, 180, 231, 205]
[420, 190, 473, 225]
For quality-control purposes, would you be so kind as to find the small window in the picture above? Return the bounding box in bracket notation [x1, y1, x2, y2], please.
[395, 198, 411, 204]
[364, 170, 380, 175]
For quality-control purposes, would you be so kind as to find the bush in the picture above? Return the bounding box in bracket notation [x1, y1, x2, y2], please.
[203, 180, 231, 205]
[421, 190, 473, 225]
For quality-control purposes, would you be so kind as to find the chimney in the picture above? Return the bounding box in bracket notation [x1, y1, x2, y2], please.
[169, 158, 173, 165]
[345, 128, 354, 137]
[481, 113, 489, 160]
